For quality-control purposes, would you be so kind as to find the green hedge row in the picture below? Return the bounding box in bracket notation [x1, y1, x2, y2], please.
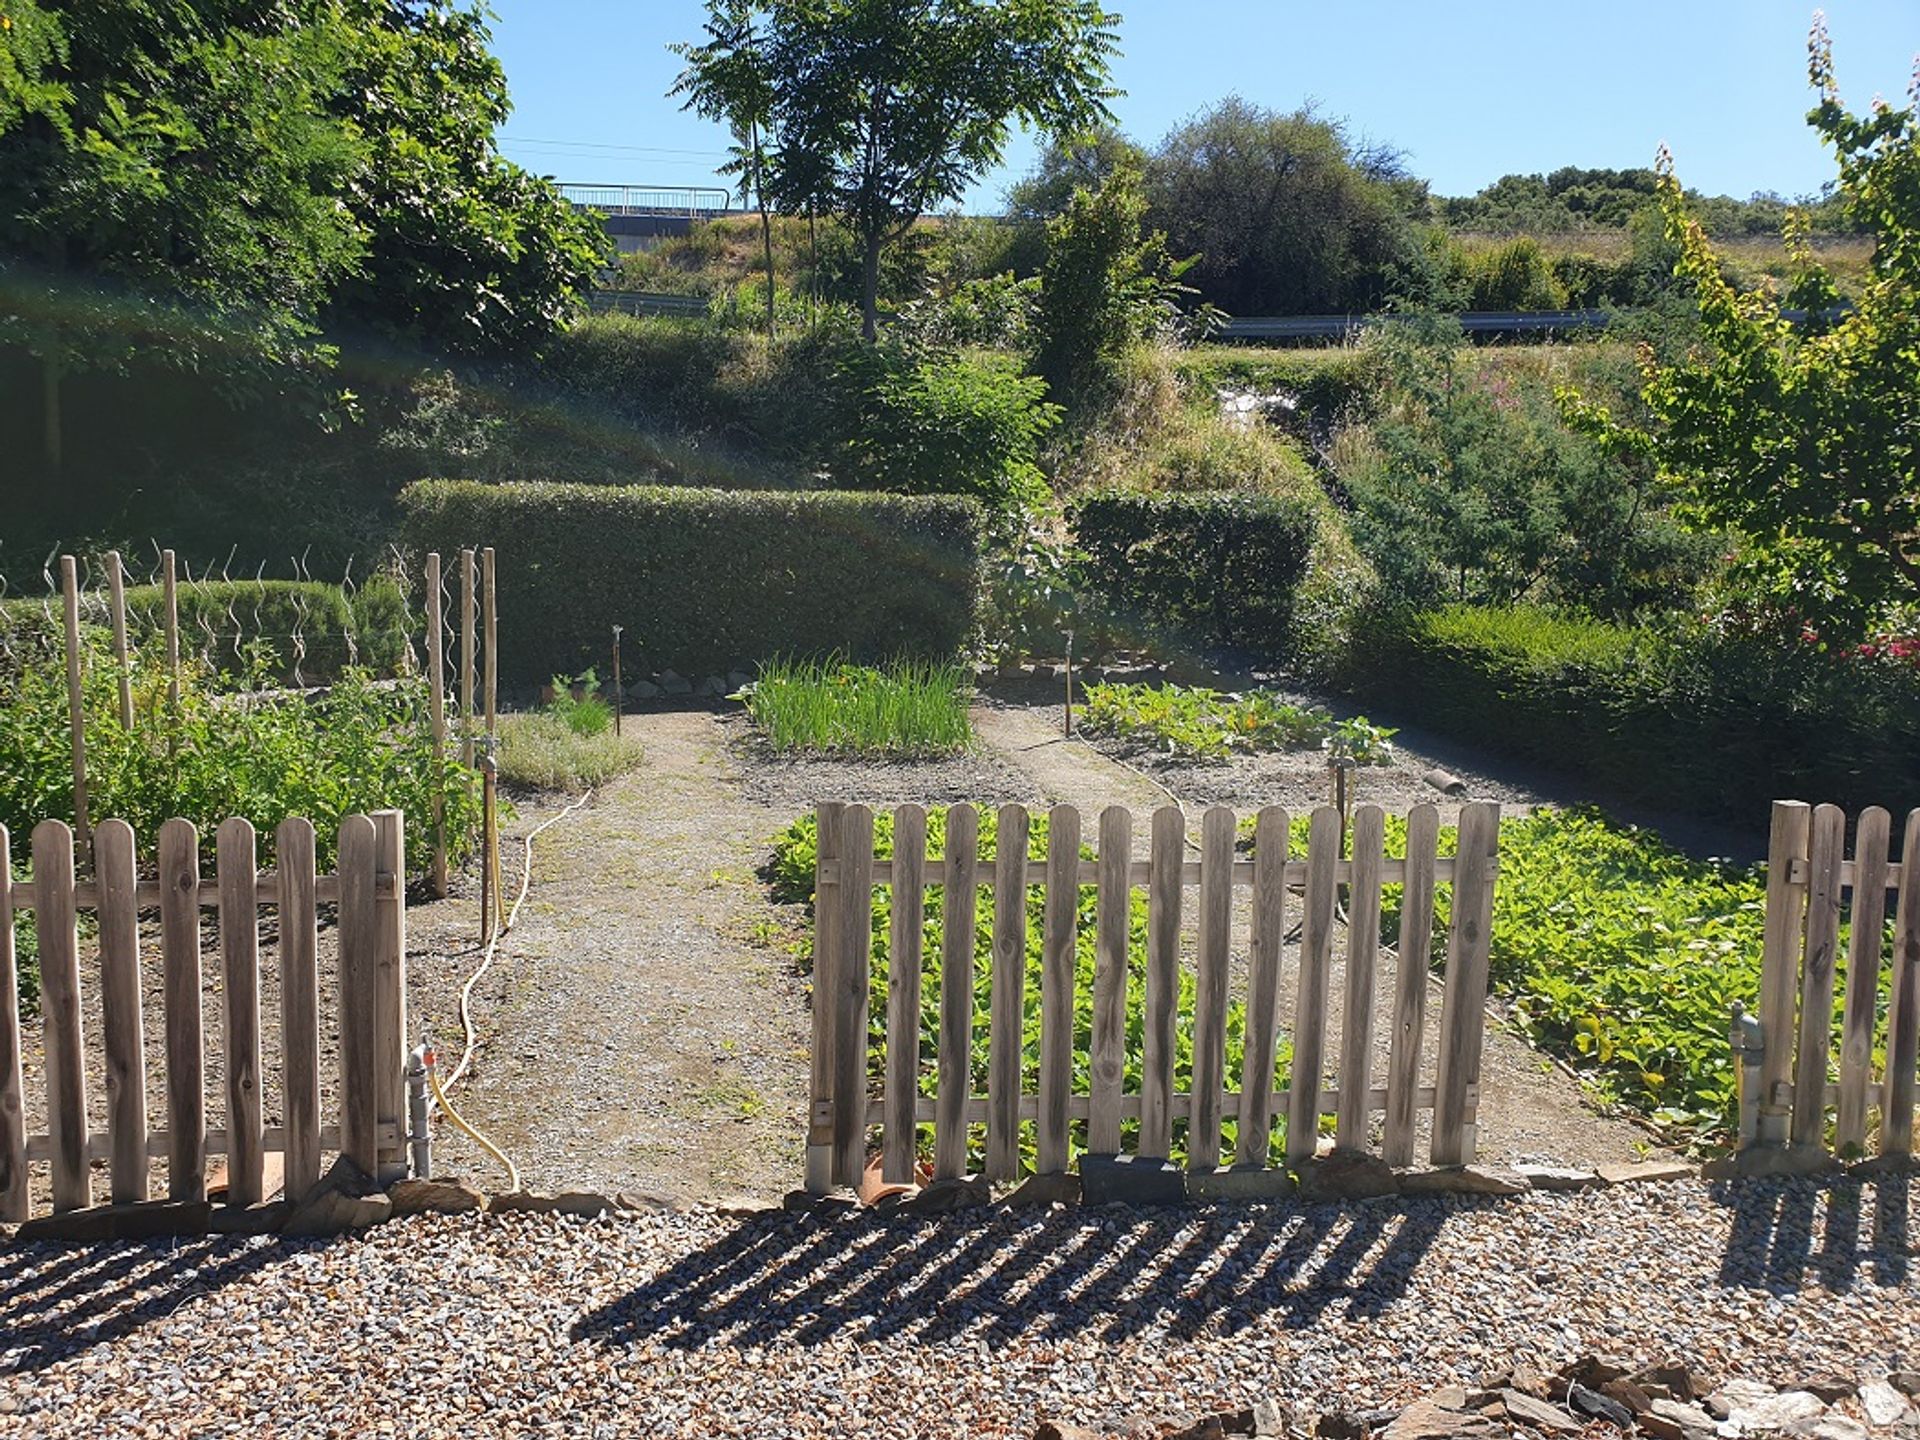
[0, 578, 411, 684]
[1333, 605, 1920, 822]
[1071, 490, 1319, 652]
[397, 480, 983, 680]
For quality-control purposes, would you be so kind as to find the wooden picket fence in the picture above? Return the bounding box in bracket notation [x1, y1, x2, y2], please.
[0, 812, 408, 1221]
[1738, 800, 1920, 1161]
[804, 799, 1502, 1193]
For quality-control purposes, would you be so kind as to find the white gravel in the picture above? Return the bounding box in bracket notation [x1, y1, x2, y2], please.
[3, 1175, 1916, 1438]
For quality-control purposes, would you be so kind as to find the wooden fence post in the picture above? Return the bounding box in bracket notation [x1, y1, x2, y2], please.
[1382, 804, 1440, 1168]
[1237, 805, 1289, 1166]
[1791, 803, 1846, 1152]
[460, 549, 477, 768]
[218, 818, 264, 1208]
[34, 820, 89, 1211]
[1431, 801, 1500, 1166]
[834, 805, 874, 1188]
[987, 803, 1029, 1182]
[278, 817, 322, 1201]
[107, 549, 133, 731]
[96, 819, 148, 1205]
[1755, 800, 1812, 1149]
[1885, 806, 1920, 1157]
[883, 804, 927, 1185]
[1038, 804, 1080, 1177]
[59, 556, 90, 862]
[805, 802, 844, 1194]
[1088, 805, 1130, 1159]
[0, 826, 26, 1222]
[1836, 806, 1890, 1154]
[1141, 805, 1184, 1160]
[1190, 806, 1234, 1168]
[425, 552, 449, 898]
[1286, 806, 1340, 1164]
[934, 804, 978, 1181]
[1336, 804, 1387, 1153]
[373, 809, 409, 1182]
[482, 546, 497, 744]
[338, 814, 380, 1177]
[158, 819, 205, 1200]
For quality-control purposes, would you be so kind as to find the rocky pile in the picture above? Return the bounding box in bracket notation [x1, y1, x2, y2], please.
[1037, 1357, 1920, 1440]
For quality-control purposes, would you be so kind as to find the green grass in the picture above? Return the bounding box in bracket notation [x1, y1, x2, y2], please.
[496, 712, 644, 791]
[744, 658, 972, 757]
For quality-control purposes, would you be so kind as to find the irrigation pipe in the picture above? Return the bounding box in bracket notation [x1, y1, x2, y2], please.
[427, 787, 596, 1187]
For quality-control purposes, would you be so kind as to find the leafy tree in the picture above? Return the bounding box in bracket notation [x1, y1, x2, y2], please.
[737, 0, 1120, 340]
[326, 1, 607, 359]
[1565, 19, 1920, 642]
[671, 0, 781, 339]
[1146, 97, 1430, 316]
[1030, 158, 1190, 419]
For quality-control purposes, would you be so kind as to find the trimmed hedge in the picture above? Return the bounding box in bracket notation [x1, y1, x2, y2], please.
[1334, 604, 1920, 823]
[1071, 490, 1319, 652]
[397, 480, 983, 679]
[0, 577, 410, 684]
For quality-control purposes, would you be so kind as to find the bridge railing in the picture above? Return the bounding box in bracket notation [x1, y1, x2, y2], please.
[558, 183, 732, 218]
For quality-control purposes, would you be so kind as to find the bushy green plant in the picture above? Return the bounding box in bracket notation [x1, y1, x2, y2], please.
[744, 658, 971, 757]
[398, 479, 983, 680]
[545, 668, 613, 737]
[495, 711, 642, 791]
[1080, 682, 1332, 760]
[770, 805, 1290, 1170]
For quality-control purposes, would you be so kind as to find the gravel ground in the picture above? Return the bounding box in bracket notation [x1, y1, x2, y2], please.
[3, 1175, 1915, 1437]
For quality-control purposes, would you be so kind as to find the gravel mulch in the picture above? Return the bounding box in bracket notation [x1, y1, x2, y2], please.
[3, 1175, 1916, 1437]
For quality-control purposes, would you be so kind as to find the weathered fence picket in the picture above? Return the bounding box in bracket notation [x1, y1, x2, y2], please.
[804, 799, 1501, 1192]
[0, 813, 406, 1222]
[1740, 799, 1920, 1162]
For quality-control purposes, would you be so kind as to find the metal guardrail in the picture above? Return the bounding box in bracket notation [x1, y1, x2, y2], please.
[586, 291, 711, 318]
[1214, 310, 1613, 340]
[558, 183, 732, 218]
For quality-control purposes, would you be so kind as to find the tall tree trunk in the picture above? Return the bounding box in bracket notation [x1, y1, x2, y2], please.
[860, 229, 882, 342]
[748, 121, 776, 342]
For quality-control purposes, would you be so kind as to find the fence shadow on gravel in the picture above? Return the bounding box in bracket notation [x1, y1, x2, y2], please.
[573, 1201, 1459, 1352]
[1712, 1172, 1910, 1297]
[0, 1235, 294, 1376]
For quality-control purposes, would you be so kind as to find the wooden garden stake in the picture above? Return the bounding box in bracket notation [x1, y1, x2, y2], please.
[425, 551, 448, 898]
[1063, 627, 1074, 737]
[482, 546, 497, 742]
[612, 625, 623, 738]
[107, 549, 133, 731]
[460, 549, 476, 767]
[60, 556, 90, 862]
[162, 548, 181, 714]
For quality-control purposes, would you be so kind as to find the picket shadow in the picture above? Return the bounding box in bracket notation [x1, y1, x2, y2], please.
[1712, 1168, 1911, 1295]
[571, 1195, 1460, 1352]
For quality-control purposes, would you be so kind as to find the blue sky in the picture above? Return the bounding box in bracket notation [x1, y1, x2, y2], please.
[489, 1, 1919, 211]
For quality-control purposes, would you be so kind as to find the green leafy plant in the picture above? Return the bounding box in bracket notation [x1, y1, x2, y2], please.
[1081, 682, 1395, 767]
[769, 805, 1290, 1171]
[545, 668, 613, 737]
[495, 711, 642, 791]
[1321, 715, 1397, 767]
[743, 657, 972, 757]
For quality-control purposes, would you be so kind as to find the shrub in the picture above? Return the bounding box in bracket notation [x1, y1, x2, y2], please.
[397, 480, 983, 680]
[495, 711, 642, 791]
[1331, 604, 1920, 822]
[544, 668, 614, 737]
[1081, 683, 1330, 760]
[1071, 490, 1318, 652]
[744, 658, 972, 757]
[769, 805, 1291, 1170]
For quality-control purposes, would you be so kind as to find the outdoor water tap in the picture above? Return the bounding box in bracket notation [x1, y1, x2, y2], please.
[407, 1040, 434, 1180]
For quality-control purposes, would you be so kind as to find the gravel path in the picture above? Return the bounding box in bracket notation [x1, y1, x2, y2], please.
[3, 1175, 1915, 1436]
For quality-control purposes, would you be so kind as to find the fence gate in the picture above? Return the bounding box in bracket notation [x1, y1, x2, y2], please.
[804, 799, 1501, 1194]
[0, 811, 408, 1222]
[1736, 799, 1920, 1164]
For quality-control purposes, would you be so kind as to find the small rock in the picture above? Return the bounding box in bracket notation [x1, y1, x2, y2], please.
[1636, 1364, 1701, 1403]
[1803, 1421, 1869, 1440]
[1079, 1154, 1185, 1207]
[614, 1190, 686, 1213]
[1501, 1390, 1583, 1434]
[628, 679, 662, 700]
[1517, 1164, 1601, 1192]
[1602, 1378, 1654, 1415]
[1568, 1383, 1635, 1428]
[726, 670, 753, 692]
[1003, 1172, 1082, 1208]
[699, 675, 727, 696]
[1165, 1410, 1255, 1440]
[1889, 1373, 1920, 1399]
[1857, 1380, 1912, 1428]
[1034, 1423, 1104, 1440]
[1252, 1399, 1288, 1437]
[1296, 1152, 1400, 1202]
[1596, 1159, 1696, 1186]
[488, 1189, 625, 1218]
[1399, 1165, 1529, 1197]
[1381, 1398, 1490, 1440]
[905, 1175, 992, 1214]
[1650, 1398, 1719, 1433]
[1796, 1377, 1856, 1405]
[659, 671, 693, 696]
[283, 1156, 391, 1238]
[1317, 1412, 1369, 1440]
[387, 1178, 486, 1217]
[1186, 1165, 1296, 1202]
[1565, 1355, 1637, 1388]
[780, 1189, 857, 1215]
[1721, 1389, 1827, 1433]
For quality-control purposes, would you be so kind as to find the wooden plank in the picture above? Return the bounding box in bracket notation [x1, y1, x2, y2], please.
[834, 805, 875, 1188]
[372, 810, 408, 1181]
[157, 819, 205, 1201]
[39, 871, 381, 911]
[935, 804, 979, 1180]
[804, 802, 844, 1194]
[96, 819, 149, 1205]
[107, 550, 133, 730]
[1382, 804, 1440, 1167]
[460, 549, 477, 767]
[35, 820, 89, 1211]
[0, 827, 25, 1221]
[1189, 807, 1235, 1168]
[1038, 805, 1081, 1175]
[425, 551, 449, 898]
[1336, 805, 1387, 1153]
[1141, 805, 1184, 1159]
[1791, 803, 1847, 1151]
[277, 818, 322, 1201]
[863, 1083, 1457, 1127]
[60, 556, 90, 859]
[883, 804, 927, 1185]
[829, 855, 1470, 887]
[1237, 806, 1289, 1167]
[482, 547, 498, 741]
[1886, 807, 1920, 1156]
[1089, 806, 1131, 1156]
[1758, 800, 1813, 1147]
[27, 1120, 401, 1166]
[337, 814, 380, 1176]
[1431, 802, 1501, 1166]
[987, 804, 1030, 1182]
[1837, 806, 1890, 1154]
[162, 548, 181, 713]
[217, 818, 264, 1207]
[1287, 806, 1340, 1164]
